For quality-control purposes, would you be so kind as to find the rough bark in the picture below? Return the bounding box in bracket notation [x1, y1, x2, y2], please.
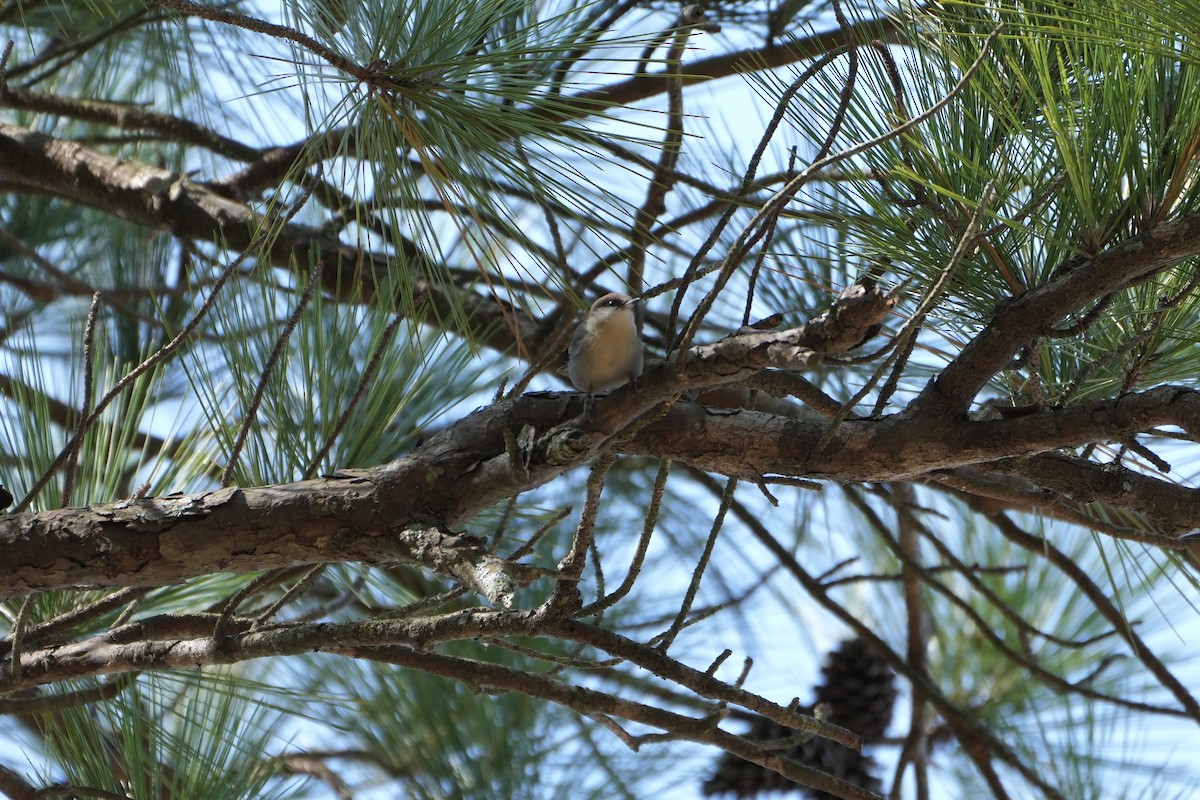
[4, 335, 1197, 601]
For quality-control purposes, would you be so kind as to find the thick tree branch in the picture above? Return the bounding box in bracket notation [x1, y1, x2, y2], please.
[0, 618, 879, 799]
[4, 362, 1198, 599]
[0, 484, 555, 603]
[0, 284, 886, 598]
[1, 251, 1192, 600]
[0, 607, 878, 798]
[928, 467, 1168, 543]
[551, 17, 903, 124]
[915, 215, 1200, 414]
[0, 83, 261, 161]
[350, 645, 880, 800]
[0, 122, 539, 355]
[987, 451, 1200, 534]
[629, 385, 1199, 486]
[0, 607, 858, 751]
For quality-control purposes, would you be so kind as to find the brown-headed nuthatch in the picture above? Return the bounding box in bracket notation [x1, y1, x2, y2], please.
[567, 292, 644, 394]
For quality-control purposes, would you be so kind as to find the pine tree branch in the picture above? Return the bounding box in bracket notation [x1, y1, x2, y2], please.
[353, 645, 881, 800]
[0, 614, 879, 799]
[3, 372, 1198, 601]
[546, 17, 904, 124]
[0, 122, 539, 356]
[914, 214, 1200, 414]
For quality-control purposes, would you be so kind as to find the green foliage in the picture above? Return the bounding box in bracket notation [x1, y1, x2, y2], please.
[33, 672, 292, 800]
[300, 655, 548, 800]
[3, 0, 1200, 798]
[738, 0, 1200, 405]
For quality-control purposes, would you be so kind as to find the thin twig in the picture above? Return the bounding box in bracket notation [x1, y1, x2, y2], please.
[743, 146, 800, 326]
[665, 48, 846, 343]
[0, 763, 38, 800]
[209, 566, 312, 645]
[62, 291, 101, 508]
[583, 459, 672, 617]
[869, 177, 999, 416]
[143, 0, 368, 79]
[674, 25, 1004, 359]
[109, 593, 143, 629]
[627, 12, 697, 292]
[304, 309, 405, 480]
[373, 586, 467, 621]
[223, 261, 324, 486]
[0, 673, 135, 715]
[15, 180, 318, 512]
[588, 532, 607, 612]
[890, 484, 931, 800]
[8, 595, 34, 682]
[506, 506, 573, 562]
[0, 587, 148, 659]
[252, 566, 328, 629]
[546, 454, 617, 613]
[655, 477, 737, 652]
[986, 509, 1200, 721]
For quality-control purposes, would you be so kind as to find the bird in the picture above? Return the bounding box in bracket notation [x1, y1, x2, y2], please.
[567, 292, 644, 394]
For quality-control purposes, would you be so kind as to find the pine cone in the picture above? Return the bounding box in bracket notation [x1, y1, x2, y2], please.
[815, 637, 897, 744]
[702, 638, 896, 798]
